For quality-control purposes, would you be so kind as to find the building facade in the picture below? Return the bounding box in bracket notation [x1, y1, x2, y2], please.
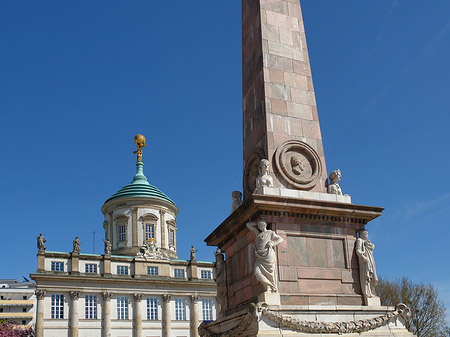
[0, 279, 36, 327]
[31, 140, 217, 337]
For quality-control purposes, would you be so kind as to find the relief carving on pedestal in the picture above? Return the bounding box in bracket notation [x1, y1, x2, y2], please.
[274, 140, 322, 190]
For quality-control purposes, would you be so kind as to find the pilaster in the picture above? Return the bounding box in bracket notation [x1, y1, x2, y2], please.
[71, 253, 80, 275]
[132, 207, 138, 247]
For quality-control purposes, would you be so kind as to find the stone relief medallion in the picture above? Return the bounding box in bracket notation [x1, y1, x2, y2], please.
[274, 140, 322, 190]
[243, 150, 264, 197]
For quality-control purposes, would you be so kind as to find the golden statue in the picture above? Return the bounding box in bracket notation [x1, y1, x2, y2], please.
[133, 134, 146, 162]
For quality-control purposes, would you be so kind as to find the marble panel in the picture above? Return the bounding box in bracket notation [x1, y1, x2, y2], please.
[306, 237, 328, 268]
[286, 236, 308, 267]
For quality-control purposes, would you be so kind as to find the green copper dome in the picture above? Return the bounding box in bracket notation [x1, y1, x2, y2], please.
[104, 161, 175, 205]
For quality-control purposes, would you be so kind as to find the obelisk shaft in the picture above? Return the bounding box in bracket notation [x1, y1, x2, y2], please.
[242, 0, 328, 195]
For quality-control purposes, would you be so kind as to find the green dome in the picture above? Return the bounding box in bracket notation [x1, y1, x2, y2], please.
[104, 161, 175, 205]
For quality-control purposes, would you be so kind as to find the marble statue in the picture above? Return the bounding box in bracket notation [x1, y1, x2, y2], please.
[215, 248, 227, 315]
[246, 220, 283, 293]
[190, 245, 198, 262]
[37, 233, 46, 251]
[73, 237, 81, 254]
[355, 230, 378, 301]
[255, 159, 274, 192]
[103, 239, 112, 255]
[327, 169, 343, 195]
[231, 191, 243, 213]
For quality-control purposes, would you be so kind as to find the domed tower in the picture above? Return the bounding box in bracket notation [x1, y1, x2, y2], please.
[101, 135, 179, 258]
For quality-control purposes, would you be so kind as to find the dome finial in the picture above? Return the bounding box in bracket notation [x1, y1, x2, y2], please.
[133, 134, 146, 162]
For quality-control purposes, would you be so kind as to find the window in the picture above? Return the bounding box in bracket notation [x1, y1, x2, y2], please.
[85, 295, 97, 319]
[147, 266, 158, 276]
[22, 308, 27, 312]
[117, 296, 128, 320]
[202, 299, 212, 321]
[85, 264, 97, 273]
[51, 261, 64, 271]
[200, 270, 211, 279]
[117, 266, 129, 275]
[0, 308, 3, 312]
[146, 297, 158, 320]
[22, 296, 27, 300]
[174, 298, 186, 320]
[145, 224, 155, 241]
[51, 294, 64, 319]
[174, 269, 185, 278]
[169, 229, 175, 246]
[22, 320, 26, 325]
[119, 225, 126, 242]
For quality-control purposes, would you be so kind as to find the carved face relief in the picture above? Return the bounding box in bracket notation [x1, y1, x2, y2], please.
[274, 140, 322, 190]
[291, 156, 306, 175]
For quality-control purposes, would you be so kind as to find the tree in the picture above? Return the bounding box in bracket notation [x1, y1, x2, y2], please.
[377, 277, 450, 337]
[0, 321, 34, 337]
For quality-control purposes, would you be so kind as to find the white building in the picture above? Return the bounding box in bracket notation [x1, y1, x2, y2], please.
[31, 141, 217, 337]
[0, 279, 36, 327]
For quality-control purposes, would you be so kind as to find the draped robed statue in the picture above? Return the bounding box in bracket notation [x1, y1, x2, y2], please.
[246, 220, 283, 293]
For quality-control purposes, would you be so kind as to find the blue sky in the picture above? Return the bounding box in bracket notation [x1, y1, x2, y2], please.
[1, 0, 449, 316]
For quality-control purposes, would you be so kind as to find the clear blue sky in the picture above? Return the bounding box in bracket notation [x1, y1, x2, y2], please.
[1, 0, 449, 316]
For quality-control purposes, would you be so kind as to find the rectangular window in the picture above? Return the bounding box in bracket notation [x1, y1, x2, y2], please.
[145, 224, 155, 241]
[117, 296, 128, 320]
[51, 261, 64, 272]
[202, 299, 212, 321]
[51, 294, 64, 319]
[169, 229, 175, 246]
[22, 308, 27, 312]
[117, 265, 129, 275]
[174, 298, 186, 320]
[174, 269, 185, 278]
[85, 295, 97, 319]
[23, 296, 27, 300]
[200, 270, 211, 279]
[119, 225, 126, 242]
[147, 266, 158, 276]
[85, 264, 97, 273]
[146, 297, 158, 320]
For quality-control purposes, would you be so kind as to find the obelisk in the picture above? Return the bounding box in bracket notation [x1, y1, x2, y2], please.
[202, 1, 416, 336]
[242, 0, 327, 197]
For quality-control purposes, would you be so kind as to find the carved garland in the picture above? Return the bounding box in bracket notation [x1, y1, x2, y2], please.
[198, 303, 411, 337]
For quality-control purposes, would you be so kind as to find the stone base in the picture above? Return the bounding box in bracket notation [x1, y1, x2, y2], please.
[254, 187, 352, 203]
[365, 296, 381, 306]
[201, 305, 416, 337]
[257, 292, 280, 306]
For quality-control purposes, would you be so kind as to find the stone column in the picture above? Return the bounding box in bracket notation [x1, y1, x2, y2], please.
[159, 210, 166, 250]
[132, 207, 138, 247]
[69, 291, 80, 337]
[102, 292, 113, 337]
[162, 294, 171, 337]
[35, 290, 46, 337]
[190, 295, 199, 337]
[133, 294, 143, 337]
